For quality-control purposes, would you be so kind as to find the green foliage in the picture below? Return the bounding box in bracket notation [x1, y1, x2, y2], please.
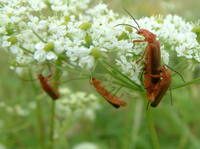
[192, 25, 200, 44]
[117, 32, 129, 40]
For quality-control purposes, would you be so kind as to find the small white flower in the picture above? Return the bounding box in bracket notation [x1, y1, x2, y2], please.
[46, 52, 57, 60]
[0, 27, 5, 34]
[15, 105, 29, 117]
[79, 56, 94, 69]
[35, 42, 45, 50]
[34, 50, 46, 62]
[29, 0, 46, 11]
[10, 45, 21, 54]
[2, 41, 11, 47]
[161, 46, 169, 64]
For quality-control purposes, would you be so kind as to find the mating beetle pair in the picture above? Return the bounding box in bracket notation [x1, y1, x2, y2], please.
[91, 10, 172, 108]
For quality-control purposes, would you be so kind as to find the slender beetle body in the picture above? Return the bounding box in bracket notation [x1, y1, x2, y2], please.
[38, 74, 60, 100]
[150, 66, 171, 107]
[91, 78, 127, 108]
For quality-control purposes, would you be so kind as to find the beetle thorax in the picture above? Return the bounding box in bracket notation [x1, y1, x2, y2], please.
[138, 29, 157, 43]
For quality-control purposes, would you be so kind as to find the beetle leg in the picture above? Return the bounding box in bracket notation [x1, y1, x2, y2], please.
[133, 39, 146, 43]
[46, 74, 53, 80]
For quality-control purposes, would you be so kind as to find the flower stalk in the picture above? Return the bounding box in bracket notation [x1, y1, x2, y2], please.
[49, 65, 62, 149]
[146, 109, 160, 149]
[49, 100, 56, 149]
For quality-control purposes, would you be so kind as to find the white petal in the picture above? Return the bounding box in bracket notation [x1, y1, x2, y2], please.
[33, 50, 46, 62]
[35, 42, 45, 50]
[46, 52, 57, 60]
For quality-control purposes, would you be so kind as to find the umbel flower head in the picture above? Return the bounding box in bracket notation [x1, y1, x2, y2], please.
[56, 87, 100, 120]
[0, 0, 199, 86]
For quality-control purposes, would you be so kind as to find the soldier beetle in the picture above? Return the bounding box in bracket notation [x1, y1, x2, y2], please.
[148, 66, 171, 107]
[90, 77, 127, 108]
[38, 74, 60, 100]
[142, 38, 161, 104]
[116, 9, 161, 78]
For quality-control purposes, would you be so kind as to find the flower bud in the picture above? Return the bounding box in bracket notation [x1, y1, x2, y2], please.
[6, 23, 15, 35]
[44, 42, 54, 52]
[8, 35, 18, 45]
[156, 18, 164, 24]
[64, 16, 71, 22]
[90, 47, 102, 59]
[84, 33, 93, 48]
[79, 22, 92, 30]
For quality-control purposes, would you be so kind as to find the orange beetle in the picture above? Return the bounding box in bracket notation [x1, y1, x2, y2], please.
[38, 74, 60, 100]
[90, 78, 127, 108]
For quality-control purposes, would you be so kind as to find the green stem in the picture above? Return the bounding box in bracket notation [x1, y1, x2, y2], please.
[103, 61, 143, 90]
[49, 100, 56, 149]
[172, 77, 200, 90]
[32, 29, 47, 43]
[36, 96, 46, 149]
[49, 64, 62, 149]
[29, 70, 46, 149]
[129, 99, 143, 149]
[178, 133, 188, 149]
[146, 110, 160, 149]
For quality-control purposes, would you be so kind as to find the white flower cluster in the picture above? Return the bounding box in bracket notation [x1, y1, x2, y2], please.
[56, 87, 100, 120]
[135, 15, 200, 61]
[0, 0, 199, 83]
[0, 101, 35, 117]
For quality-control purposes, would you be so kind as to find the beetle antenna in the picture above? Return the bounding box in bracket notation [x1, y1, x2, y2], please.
[165, 64, 185, 83]
[123, 8, 141, 30]
[115, 23, 139, 31]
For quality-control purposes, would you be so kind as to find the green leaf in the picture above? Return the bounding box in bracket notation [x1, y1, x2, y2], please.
[125, 26, 133, 33]
[117, 32, 129, 40]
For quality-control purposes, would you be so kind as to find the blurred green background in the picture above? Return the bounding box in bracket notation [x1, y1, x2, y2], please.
[1, 0, 200, 149]
[104, 0, 200, 21]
